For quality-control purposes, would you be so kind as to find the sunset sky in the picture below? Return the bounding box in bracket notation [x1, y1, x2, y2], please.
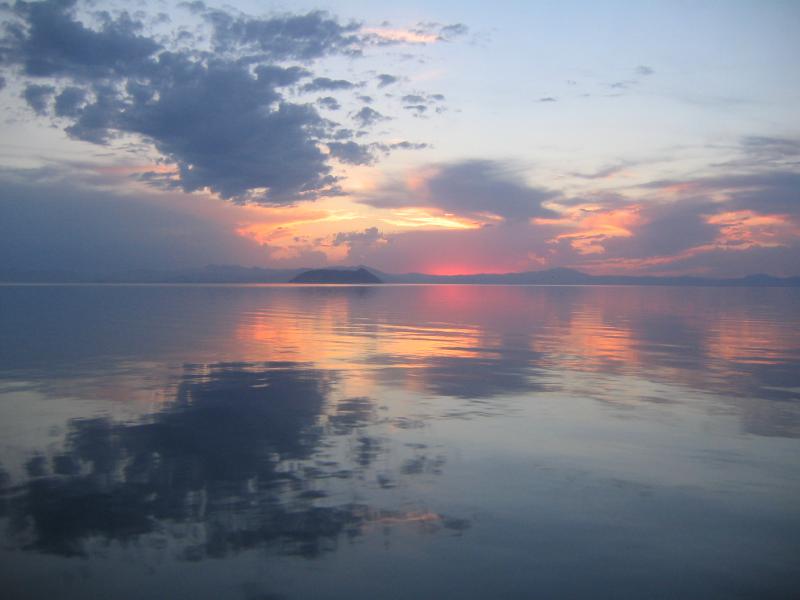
[0, 0, 798, 276]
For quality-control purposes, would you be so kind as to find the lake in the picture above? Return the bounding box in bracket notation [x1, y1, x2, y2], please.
[0, 284, 798, 599]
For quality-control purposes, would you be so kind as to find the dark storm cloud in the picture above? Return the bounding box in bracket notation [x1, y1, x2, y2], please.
[361, 160, 559, 221]
[327, 141, 373, 165]
[0, 0, 456, 205]
[22, 82, 54, 114]
[376, 73, 398, 87]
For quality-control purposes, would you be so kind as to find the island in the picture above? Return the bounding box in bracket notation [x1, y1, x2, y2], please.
[290, 268, 383, 284]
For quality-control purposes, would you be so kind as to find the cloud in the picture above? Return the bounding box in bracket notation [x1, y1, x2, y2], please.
[340, 222, 556, 274]
[556, 161, 800, 274]
[362, 22, 467, 45]
[22, 83, 55, 114]
[0, 0, 458, 205]
[733, 136, 800, 168]
[569, 164, 629, 179]
[741, 136, 800, 157]
[607, 65, 656, 92]
[332, 227, 387, 262]
[317, 96, 341, 110]
[641, 170, 800, 216]
[327, 141, 374, 165]
[377, 73, 399, 88]
[301, 77, 356, 92]
[6, 0, 160, 80]
[332, 226, 384, 246]
[353, 106, 388, 127]
[601, 200, 720, 259]
[409, 21, 469, 42]
[374, 141, 429, 153]
[376, 73, 398, 87]
[112, 61, 337, 202]
[201, 8, 362, 59]
[53, 86, 87, 117]
[399, 92, 446, 116]
[538, 97, 557, 103]
[0, 166, 267, 273]
[352, 146, 800, 276]
[400, 92, 445, 106]
[437, 23, 469, 39]
[403, 104, 427, 114]
[609, 80, 635, 90]
[361, 160, 559, 222]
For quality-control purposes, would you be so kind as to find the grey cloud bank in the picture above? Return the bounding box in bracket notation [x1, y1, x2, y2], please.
[0, 0, 452, 205]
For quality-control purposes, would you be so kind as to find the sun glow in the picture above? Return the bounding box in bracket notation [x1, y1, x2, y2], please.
[382, 208, 479, 230]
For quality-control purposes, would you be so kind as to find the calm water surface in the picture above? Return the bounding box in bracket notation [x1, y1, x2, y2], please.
[0, 285, 798, 599]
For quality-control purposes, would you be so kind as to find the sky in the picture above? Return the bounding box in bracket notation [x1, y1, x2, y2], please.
[0, 0, 798, 277]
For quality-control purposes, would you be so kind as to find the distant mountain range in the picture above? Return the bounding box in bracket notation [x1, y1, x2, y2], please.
[290, 268, 382, 284]
[1, 265, 799, 286]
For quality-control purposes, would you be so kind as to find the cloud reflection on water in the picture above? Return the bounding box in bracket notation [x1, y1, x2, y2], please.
[1, 361, 466, 560]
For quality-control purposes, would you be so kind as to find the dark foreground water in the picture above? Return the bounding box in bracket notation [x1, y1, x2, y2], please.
[0, 284, 798, 599]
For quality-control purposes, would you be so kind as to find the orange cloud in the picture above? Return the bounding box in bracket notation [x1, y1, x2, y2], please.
[707, 210, 799, 248]
[540, 204, 641, 255]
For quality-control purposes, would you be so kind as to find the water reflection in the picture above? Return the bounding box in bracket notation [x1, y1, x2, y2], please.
[0, 285, 798, 598]
[1, 361, 467, 561]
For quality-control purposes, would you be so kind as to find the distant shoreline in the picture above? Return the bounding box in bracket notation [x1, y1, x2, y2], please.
[1, 266, 799, 287]
[2, 282, 799, 289]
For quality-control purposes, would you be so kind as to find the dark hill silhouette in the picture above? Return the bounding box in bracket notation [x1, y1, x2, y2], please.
[290, 268, 383, 284]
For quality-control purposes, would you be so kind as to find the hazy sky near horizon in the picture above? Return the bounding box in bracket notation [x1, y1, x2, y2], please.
[0, 0, 798, 276]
